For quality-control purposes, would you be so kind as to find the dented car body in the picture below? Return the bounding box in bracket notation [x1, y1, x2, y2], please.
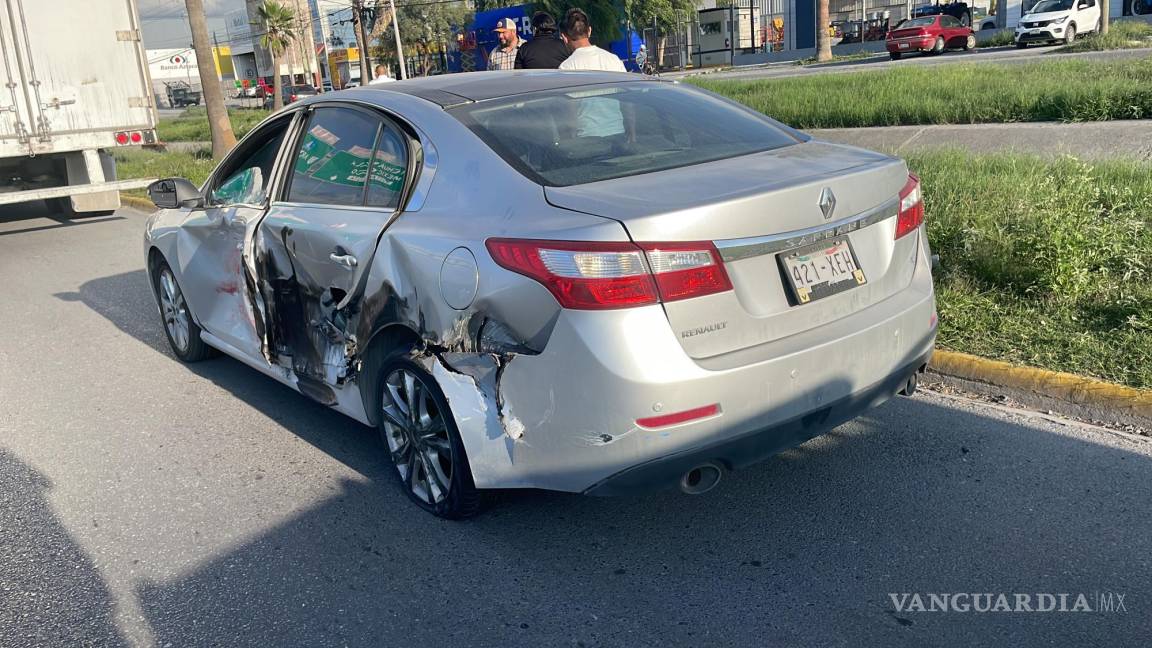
[144, 71, 937, 516]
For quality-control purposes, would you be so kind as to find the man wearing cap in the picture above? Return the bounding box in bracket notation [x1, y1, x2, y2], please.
[489, 18, 520, 71]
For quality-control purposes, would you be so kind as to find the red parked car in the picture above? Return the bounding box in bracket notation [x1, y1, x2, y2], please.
[886, 14, 976, 59]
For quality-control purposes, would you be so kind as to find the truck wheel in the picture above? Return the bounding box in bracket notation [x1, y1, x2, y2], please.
[377, 356, 482, 519]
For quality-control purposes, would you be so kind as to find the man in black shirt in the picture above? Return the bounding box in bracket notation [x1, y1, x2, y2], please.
[514, 11, 571, 69]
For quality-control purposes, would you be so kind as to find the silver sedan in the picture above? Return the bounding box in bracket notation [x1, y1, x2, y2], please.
[143, 71, 937, 518]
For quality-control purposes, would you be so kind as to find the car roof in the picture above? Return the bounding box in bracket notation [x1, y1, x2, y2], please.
[351, 70, 657, 107]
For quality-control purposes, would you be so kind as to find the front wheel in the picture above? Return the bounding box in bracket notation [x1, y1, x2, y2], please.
[154, 260, 215, 362]
[963, 34, 976, 51]
[378, 358, 482, 519]
[1064, 24, 1077, 45]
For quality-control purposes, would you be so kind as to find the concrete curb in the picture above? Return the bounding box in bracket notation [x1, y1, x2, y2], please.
[929, 350, 1152, 422]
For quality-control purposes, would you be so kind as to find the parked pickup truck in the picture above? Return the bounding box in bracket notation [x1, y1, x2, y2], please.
[0, 0, 157, 214]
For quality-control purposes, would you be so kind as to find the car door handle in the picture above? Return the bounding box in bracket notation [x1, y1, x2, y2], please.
[329, 252, 358, 268]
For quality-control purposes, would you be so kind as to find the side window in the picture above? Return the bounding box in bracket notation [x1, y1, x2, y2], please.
[288, 107, 382, 206]
[1082, 0, 1094, 7]
[365, 125, 409, 208]
[209, 119, 290, 205]
[941, 16, 960, 28]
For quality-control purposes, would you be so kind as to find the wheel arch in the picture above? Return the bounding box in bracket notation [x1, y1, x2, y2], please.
[356, 323, 426, 427]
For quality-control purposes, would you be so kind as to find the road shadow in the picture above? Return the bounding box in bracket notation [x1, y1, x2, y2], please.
[0, 201, 123, 237]
[123, 396, 1152, 647]
[66, 270, 1152, 646]
[0, 449, 128, 647]
[58, 268, 388, 481]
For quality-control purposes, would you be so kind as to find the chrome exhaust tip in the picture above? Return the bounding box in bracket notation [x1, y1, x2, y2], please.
[680, 462, 724, 495]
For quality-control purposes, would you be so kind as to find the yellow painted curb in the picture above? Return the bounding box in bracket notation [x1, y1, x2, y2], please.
[929, 350, 1152, 419]
[119, 193, 155, 211]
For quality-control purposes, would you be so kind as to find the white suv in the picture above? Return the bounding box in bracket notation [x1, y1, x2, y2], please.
[1015, 0, 1101, 47]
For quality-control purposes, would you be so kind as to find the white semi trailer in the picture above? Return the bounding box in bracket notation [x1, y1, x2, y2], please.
[0, 0, 157, 214]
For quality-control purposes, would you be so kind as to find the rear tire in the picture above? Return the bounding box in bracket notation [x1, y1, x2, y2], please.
[889, 51, 902, 60]
[153, 260, 215, 362]
[377, 356, 482, 519]
[1015, 41, 1028, 49]
[932, 36, 945, 54]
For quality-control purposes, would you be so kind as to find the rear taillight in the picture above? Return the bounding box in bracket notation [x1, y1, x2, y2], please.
[290, 94, 298, 102]
[639, 242, 733, 302]
[895, 174, 924, 239]
[485, 238, 732, 310]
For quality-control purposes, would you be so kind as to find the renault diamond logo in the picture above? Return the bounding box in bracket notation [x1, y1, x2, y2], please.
[819, 187, 837, 220]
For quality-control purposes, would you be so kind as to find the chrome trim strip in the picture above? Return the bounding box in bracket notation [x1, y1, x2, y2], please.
[714, 197, 899, 262]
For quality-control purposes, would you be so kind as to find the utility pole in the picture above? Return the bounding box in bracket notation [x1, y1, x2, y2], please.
[184, 0, 235, 158]
[388, 0, 408, 79]
[1101, 0, 1110, 35]
[352, 0, 372, 82]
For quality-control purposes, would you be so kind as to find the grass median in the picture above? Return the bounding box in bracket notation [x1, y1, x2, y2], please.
[693, 55, 1152, 128]
[911, 150, 1152, 389]
[158, 107, 268, 142]
[1055, 20, 1152, 53]
[115, 146, 1152, 389]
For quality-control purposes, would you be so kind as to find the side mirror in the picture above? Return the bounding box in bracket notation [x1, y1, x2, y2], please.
[147, 178, 203, 209]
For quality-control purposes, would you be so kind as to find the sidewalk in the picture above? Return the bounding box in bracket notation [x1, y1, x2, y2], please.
[810, 120, 1152, 161]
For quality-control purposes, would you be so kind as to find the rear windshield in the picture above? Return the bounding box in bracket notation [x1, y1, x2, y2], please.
[898, 17, 938, 28]
[449, 82, 799, 187]
[291, 85, 317, 93]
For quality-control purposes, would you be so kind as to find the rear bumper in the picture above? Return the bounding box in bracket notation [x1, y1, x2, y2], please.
[448, 231, 938, 494]
[584, 348, 932, 496]
[887, 37, 934, 52]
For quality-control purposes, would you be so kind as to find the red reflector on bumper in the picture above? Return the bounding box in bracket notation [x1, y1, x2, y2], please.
[636, 404, 721, 429]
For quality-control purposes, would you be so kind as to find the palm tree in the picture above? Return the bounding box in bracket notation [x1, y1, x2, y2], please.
[256, 0, 298, 111]
[816, 0, 832, 62]
[184, 0, 235, 158]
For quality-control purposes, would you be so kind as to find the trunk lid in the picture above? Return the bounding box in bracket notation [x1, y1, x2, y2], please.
[890, 26, 929, 38]
[544, 141, 920, 361]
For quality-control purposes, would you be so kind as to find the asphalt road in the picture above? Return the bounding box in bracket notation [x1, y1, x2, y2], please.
[2, 203, 1151, 647]
[672, 45, 1152, 81]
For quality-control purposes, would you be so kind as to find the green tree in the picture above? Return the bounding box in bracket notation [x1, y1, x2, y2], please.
[533, 0, 622, 45]
[254, 0, 297, 111]
[623, 0, 696, 67]
[371, 1, 472, 76]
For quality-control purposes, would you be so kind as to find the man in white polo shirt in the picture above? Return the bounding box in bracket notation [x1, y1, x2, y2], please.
[558, 8, 624, 72]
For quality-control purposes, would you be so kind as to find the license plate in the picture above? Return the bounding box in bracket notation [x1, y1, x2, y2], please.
[779, 238, 866, 305]
[899, 43, 909, 49]
[1030, 29, 1041, 34]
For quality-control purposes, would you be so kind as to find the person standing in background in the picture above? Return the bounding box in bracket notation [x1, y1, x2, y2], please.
[557, 8, 625, 72]
[488, 18, 521, 71]
[514, 11, 571, 69]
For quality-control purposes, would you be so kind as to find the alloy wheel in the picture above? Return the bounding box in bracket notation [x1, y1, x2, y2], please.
[159, 268, 190, 353]
[381, 368, 454, 505]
